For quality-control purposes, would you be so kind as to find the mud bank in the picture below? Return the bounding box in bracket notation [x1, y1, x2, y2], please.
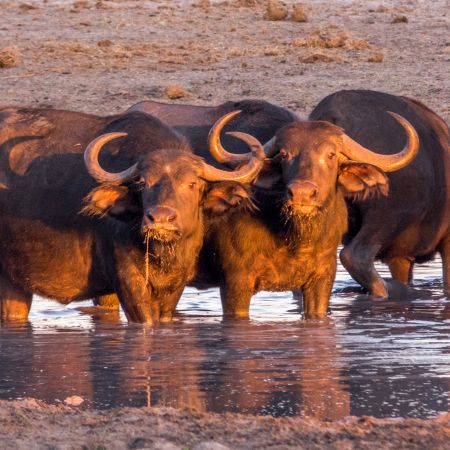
[1, 399, 450, 449]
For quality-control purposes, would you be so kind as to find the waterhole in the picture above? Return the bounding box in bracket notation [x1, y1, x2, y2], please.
[0, 259, 449, 419]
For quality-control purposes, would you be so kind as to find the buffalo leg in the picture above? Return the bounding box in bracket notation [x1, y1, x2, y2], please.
[387, 256, 414, 284]
[439, 235, 450, 297]
[114, 250, 154, 324]
[93, 294, 120, 310]
[0, 274, 33, 322]
[159, 286, 185, 322]
[220, 281, 253, 318]
[302, 263, 335, 319]
[115, 277, 154, 324]
[340, 241, 388, 298]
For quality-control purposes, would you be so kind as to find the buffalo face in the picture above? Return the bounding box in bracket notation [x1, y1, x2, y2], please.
[81, 118, 266, 246]
[263, 113, 419, 223]
[137, 151, 204, 242]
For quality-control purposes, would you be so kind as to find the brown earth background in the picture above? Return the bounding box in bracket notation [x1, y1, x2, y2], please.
[1, 0, 450, 448]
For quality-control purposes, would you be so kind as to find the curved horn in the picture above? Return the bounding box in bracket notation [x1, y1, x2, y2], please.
[340, 112, 419, 172]
[84, 132, 139, 183]
[208, 110, 252, 164]
[263, 135, 278, 157]
[209, 110, 280, 165]
[201, 132, 265, 183]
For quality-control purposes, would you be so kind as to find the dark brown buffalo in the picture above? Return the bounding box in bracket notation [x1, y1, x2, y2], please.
[0, 107, 264, 324]
[309, 90, 450, 298]
[195, 113, 419, 318]
[127, 99, 298, 166]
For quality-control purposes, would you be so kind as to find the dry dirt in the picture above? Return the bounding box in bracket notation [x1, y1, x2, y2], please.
[1, 0, 450, 447]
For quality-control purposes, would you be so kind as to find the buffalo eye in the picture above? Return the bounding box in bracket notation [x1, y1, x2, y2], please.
[327, 152, 336, 160]
[279, 149, 288, 160]
[188, 181, 197, 189]
[135, 178, 146, 190]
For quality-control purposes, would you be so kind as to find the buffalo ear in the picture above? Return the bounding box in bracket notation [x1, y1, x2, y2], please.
[203, 181, 257, 215]
[81, 185, 140, 218]
[338, 162, 389, 200]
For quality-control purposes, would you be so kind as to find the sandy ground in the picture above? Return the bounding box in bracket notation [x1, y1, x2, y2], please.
[1, 0, 450, 447]
[0, 0, 449, 121]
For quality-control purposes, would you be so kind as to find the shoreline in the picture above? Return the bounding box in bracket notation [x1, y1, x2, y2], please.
[1, 398, 450, 449]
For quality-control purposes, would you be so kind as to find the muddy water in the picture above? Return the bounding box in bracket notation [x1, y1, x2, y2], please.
[0, 259, 449, 419]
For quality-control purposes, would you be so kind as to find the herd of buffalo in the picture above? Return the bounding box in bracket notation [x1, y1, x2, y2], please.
[0, 89, 448, 324]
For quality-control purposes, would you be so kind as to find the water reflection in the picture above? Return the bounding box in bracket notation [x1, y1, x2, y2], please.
[0, 258, 449, 418]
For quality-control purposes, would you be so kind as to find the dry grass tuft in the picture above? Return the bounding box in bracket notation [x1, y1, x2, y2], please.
[191, 0, 211, 9]
[292, 4, 308, 22]
[72, 0, 90, 9]
[299, 52, 342, 64]
[0, 47, 19, 68]
[367, 52, 384, 63]
[293, 28, 371, 51]
[164, 85, 188, 99]
[265, 0, 288, 21]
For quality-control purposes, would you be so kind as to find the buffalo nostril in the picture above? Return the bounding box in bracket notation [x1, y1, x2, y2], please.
[287, 188, 294, 199]
[146, 212, 155, 223]
[167, 213, 177, 223]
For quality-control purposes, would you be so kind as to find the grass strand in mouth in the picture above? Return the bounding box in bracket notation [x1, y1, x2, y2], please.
[144, 229, 151, 285]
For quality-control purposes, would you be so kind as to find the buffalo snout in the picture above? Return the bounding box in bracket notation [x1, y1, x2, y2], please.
[287, 181, 319, 204]
[142, 206, 179, 234]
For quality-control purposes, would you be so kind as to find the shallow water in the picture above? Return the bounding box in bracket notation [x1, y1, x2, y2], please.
[0, 258, 449, 420]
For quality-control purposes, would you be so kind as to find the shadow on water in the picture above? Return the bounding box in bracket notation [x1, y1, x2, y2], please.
[0, 258, 449, 419]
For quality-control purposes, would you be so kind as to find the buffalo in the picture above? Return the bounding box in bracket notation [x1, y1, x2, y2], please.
[194, 113, 419, 318]
[128, 99, 298, 166]
[309, 90, 450, 298]
[0, 107, 264, 323]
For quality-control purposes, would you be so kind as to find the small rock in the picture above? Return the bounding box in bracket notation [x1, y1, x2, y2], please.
[392, 15, 408, 23]
[164, 85, 188, 99]
[264, 0, 288, 21]
[0, 47, 19, 68]
[367, 52, 384, 63]
[64, 395, 84, 406]
[292, 4, 308, 22]
[97, 39, 113, 48]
